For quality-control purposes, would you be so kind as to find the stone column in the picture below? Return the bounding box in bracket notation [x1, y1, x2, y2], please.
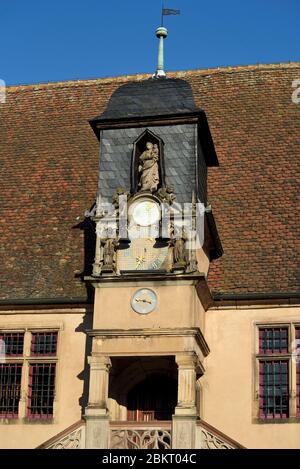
[85, 354, 111, 449]
[172, 354, 197, 449]
[92, 226, 102, 276]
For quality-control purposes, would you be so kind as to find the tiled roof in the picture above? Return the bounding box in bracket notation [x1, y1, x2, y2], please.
[1, 63, 299, 300]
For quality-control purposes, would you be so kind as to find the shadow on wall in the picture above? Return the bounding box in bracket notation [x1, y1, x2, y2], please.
[73, 207, 96, 413]
[72, 211, 96, 303]
[76, 312, 93, 414]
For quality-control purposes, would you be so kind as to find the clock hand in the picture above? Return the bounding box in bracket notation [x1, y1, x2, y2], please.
[135, 298, 152, 304]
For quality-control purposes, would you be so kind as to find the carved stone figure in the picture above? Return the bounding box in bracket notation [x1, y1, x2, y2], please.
[112, 187, 129, 209]
[101, 238, 118, 273]
[138, 142, 160, 192]
[157, 185, 176, 204]
[152, 143, 159, 161]
[112, 186, 129, 221]
[170, 227, 188, 271]
[173, 238, 186, 265]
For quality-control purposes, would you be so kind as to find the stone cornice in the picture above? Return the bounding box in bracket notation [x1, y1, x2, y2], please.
[85, 271, 206, 287]
[87, 327, 210, 358]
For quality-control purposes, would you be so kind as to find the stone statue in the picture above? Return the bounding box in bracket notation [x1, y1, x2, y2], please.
[173, 238, 186, 264]
[170, 226, 188, 271]
[101, 238, 118, 272]
[152, 143, 159, 161]
[157, 185, 176, 204]
[112, 186, 129, 216]
[112, 187, 128, 207]
[138, 142, 160, 192]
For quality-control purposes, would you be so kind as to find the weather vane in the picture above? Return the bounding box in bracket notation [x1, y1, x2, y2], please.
[161, 1, 180, 26]
[154, 3, 180, 79]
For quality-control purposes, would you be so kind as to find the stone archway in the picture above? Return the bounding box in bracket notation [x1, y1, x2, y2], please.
[108, 356, 177, 421]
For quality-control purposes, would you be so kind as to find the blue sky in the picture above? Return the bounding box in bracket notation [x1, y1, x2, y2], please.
[2, 0, 300, 85]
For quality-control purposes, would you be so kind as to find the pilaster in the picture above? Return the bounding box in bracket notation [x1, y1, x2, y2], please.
[172, 353, 198, 449]
[85, 354, 111, 449]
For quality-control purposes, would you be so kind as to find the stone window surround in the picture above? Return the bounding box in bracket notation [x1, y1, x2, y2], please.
[0, 326, 61, 423]
[254, 321, 300, 422]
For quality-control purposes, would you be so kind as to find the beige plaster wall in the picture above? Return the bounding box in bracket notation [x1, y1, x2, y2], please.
[93, 283, 204, 331]
[0, 310, 88, 449]
[202, 305, 300, 449]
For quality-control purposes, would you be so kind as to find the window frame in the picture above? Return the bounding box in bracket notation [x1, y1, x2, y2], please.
[0, 328, 59, 422]
[258, 359, 289, 420]
[27, 362, 56, 420]
[255, 322, 300, 422]
[0, 363, 23, 419]
[0, 332, 25, 357]
[259, 327, 289, 355]
[30, 331, 58, 357]
[296, 327, 300, 418]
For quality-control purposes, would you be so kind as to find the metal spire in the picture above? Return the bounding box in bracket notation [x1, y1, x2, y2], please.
[153, 3, 180, 78]
[153, 26, 168, 78]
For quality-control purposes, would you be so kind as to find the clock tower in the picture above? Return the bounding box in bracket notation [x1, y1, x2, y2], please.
[84, 28, 222, 449]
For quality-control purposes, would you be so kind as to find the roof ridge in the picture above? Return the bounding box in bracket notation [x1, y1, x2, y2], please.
[6, 61, 300, 93]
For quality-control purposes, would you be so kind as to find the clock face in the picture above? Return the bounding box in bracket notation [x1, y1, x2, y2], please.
[130, 199, 160, 227]
[131, 288, 157, 314]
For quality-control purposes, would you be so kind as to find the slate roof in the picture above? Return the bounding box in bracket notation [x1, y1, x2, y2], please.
[98, 124, 197, 205]
[1, 63, 299, 301]
[92, 78, 199, 121]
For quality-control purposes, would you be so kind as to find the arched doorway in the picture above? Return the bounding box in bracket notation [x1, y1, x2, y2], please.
[127, 373, 177, 421]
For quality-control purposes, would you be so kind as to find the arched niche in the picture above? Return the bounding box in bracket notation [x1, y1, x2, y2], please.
[131, 129, 165, 194]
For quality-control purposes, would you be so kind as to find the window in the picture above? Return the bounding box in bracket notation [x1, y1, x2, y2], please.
[0, 332, 24, 356]
[259, 360, 289, 419]
[259, 327, 288, 354]
[258, 327, 289, 420]
[0, 333, 24, 419]
[31, 332, 57, 356]
[28, 364, 56, 419]
[257, 324, 300, 421]
[0, 330, 58, 421]
[28, 332, 57, 419]
[0, 364, 22, 418]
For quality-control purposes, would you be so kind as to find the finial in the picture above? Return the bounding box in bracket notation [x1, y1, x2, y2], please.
[153, 26, 168, 79]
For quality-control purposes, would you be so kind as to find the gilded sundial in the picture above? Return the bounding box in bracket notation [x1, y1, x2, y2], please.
[117, 234, 168, 272]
